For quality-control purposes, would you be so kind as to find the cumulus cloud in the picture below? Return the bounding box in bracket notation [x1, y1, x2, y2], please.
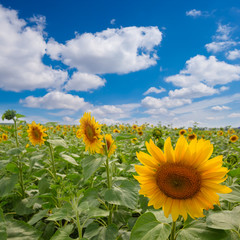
[20, 91, 91, 110]
[143, 86, 166, 95]
[186, 9, 202, 17]
[211, 105, 230, 111]
[226, 49, 240, 60]
[46, 26, 162, 74]
[141, 96, 191, 109]
[169, 83, 218, 99]
[215, 24, 233, 41]
[0, 5, 68, 92]
[205, 41, 238, 53]
[165, 55, 240, 87]
[64, 72, 106, 91]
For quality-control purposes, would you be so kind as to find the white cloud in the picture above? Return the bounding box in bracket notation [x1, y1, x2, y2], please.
[226, 49, 240, 60]
[211, 105, 230, 111]
[143, 86, 166, 95]
[186, 9, 202, 17]
[141, 96, 191, 109]
[62, 116, 75, 123]
[165, 55, 240, 87]
[64, 72, 106, 91]
[110, 19, 116, 25]
[20, 91, 91, 110]
[0, 5, 68, 92]
[90, 105, 124, 116]
[46, 26, 162, 74]
[228, 113, 240, 118]
[215, 24, 233, 41]
[169, 83, 218, 99]
[220, 86, 229, 91]
[205, 41, 237, 53]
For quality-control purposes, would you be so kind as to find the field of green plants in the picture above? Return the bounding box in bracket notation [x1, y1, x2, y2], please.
[0, 110, 240, 240]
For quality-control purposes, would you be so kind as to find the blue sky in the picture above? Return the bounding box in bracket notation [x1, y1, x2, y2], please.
[0, 0, 240, 127]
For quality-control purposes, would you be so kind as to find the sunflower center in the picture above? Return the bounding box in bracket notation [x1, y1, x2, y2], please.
[86, 125, 95, 141]
[32, 127, 41, 140]
[156, 163, 201, 199]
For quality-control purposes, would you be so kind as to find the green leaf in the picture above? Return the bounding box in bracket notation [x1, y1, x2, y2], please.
[28, 209, 49, 225]
[130, 212, 171, 240]
[47, 138, 68, 148]
[176, 220, 234, 240]
[115, 134, 136, 141]
[6, 218, 42, 240]
[104, 180, 139, 209]
[82, 156, 105, 182]
[206, 206, 240, 231]
[84, 223, 118, 240]
[16, 114, 26, 119]
[14, 198, 34, 216]
[7, 148, 22, 156]
[228, 168, 240, 178]
[60, 153, 78, 166]
[0, 208, 7, 240]
[50, 224, 74, 240]
[0, 174, 18, 197]
[47, 203, 73, 221]
[219, 186, 240, 203]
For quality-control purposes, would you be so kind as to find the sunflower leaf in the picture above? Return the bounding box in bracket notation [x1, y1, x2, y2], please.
[130, 212, 171, 240]
[82, 156, 105, 182]
[176, 220, 237, 240]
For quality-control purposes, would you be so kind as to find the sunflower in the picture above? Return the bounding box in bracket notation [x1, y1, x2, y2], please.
[134, 136, 231, 221]
[131, 137, 137, 144]
[187, 133, 197, 141]
[188, 127, 192, 133]
[228, 129, 235, 135]
[230, 135, 238, 143]
[113, 129, 120, 133]
[132, 124, 138, 130]
[179, 129, 186, 135]
[78, 112, 103, 153]
[217, 130, 224, 136]
[27, 121, 47, 146]
[138, 130, 143, 136]
[2, 133, 8, 141]
[100, 134, 116, 157]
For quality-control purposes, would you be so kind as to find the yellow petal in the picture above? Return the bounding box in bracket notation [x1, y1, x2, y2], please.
[146, 139, 166, 164]
[164, 137, 175, 163]
[135, 165, 156, 176]
[175, 136, 188, 163]
[136, 152, 159, 169]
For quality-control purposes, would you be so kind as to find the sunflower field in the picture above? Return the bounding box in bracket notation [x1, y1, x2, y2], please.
[0, 110, 240, 240]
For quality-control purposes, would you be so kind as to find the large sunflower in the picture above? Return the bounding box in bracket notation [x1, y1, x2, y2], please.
[78, 112, 103, 153]
[27, 121, 47, 146]
[134, 136, 231, 221]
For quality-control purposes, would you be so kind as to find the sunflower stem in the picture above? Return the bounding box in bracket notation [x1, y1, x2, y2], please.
[48, 144, 57, 180]
[170, 221, 176, 240]
[14, 118, 25, 198]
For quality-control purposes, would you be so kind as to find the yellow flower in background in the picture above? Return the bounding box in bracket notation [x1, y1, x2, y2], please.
[187, 133, 197, 141]
[230, 135, 238, 143]
[228, 129, 235, 135]
[188, 127, 192, 133]
[132, 124, 138, 130]
[134, 136, 231, 221]
[27, 121, 47, 146]
[100, 134, 116, 157]
[179, 129, 186, 135]
[138, 130, 143, 136]
[2, 133, 8, 141]
[78, 112, 103, 153]
[131, 137, 137, 144]
[217, 130, 224, 136]
[113, 129, 120, 133]
[26, 143, 29, 148]
[137, 127, 142, 132]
